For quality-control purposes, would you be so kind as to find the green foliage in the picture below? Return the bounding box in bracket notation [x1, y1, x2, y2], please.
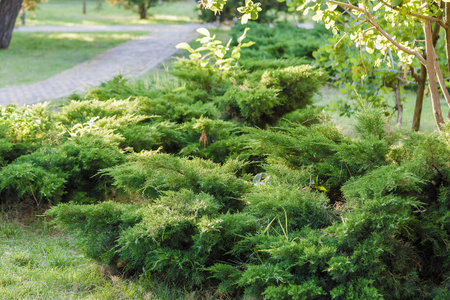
[197, 0, 288, 23]
[230, 22, 330, 61]
[0, 135, 125, 204]
[76, 75, 161, 101]
[176, 27, 254, 74]
[101, 152, 249, 210]
[0, 103, 53, 144]
[137, 90, 220, 122]
[211, 65, 327, 126]
[3, 15, 450, 298]
[217, 84, 280, 126]
[314, 34, 405, 117]
[244, 184, 332, 231]
[47, 201, 142, 262]
[261, 65, 329, 117]
[56, 98, 141, 125]
[108, 0, 155, 19]
[43, 100, 450, 298]
[171, 58, 229, 93]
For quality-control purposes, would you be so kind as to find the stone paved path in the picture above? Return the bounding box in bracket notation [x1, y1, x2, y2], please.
[0, 23, 206, 105]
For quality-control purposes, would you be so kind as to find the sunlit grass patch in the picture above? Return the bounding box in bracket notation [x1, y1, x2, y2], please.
[17, 0, 199, 27]
[0, 31, 145, 88]
[0, 218, 150, 299]
[316, 85, 444, 134]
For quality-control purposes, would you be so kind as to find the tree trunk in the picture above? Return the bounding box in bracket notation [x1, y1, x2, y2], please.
[139, 3, 147, 19]
[82, 0, 87, 14]
[0, 0, 24, 49]
[412, 64, 427, 131]
[424, 19, 446, 130]
[433, 46, 450, 108]
[445, 3, 450, 76]
[395, 78, 403, 126]
[21, 8, 25, 26]
[412, 23, 441, 131]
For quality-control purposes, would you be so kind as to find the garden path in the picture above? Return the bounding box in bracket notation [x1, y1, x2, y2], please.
[0, 23, 206, 105]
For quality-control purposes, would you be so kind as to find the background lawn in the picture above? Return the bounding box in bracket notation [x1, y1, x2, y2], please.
[0, 216, 147, 299]
[16, 0, 200, 27]
[0, 31, 146, 88]
[317, 85, 447, 134]
[0, 212, 201, 299]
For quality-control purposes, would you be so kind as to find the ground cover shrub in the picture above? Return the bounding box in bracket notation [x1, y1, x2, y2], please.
[137, 89, 220, 122]
[215, 66, 328, 127]
[171, 59, 231, 94]
[230, 22, 330, 61]
[201, 110, 450, 299]
[178, 117, 251, 163]
[6, 18, 450, 298]
[0, 135, 126, 204]
[47, 201, 143, 262]
[100, 152, 249, 210]
[47, 154, 256, 287]
[56, 98, 140, 125]
[0, 104, 57, 163]
[46, 107, 450, 298]
[73, 75, 162, 101]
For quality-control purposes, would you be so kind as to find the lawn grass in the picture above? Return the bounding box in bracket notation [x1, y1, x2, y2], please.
[0, 216, 151, 299]
[0, 31, 145, 88]
[317, 85, 446, 134]
[0, 211, 206, 299]
[17, 0, 199, 27]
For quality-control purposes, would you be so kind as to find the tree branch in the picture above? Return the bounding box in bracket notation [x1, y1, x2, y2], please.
[432, 46, 450, 107]
[329, 0, 427, 65]
[378, 0, 448, 29]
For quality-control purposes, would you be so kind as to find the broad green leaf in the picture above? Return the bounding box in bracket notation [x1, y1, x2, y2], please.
[225, 38, 232, 48]
[237, 27, 250, 43]
[189, 53, 202, 60]
[200, 36, 211, 44]
[240, 41, 255, 48]
[175, 43, 194, 52]
[241, 13, 251, 24]
[373, 2, 383, 11]
[391, 0, 402, 7]
[196, 28, 210, 37]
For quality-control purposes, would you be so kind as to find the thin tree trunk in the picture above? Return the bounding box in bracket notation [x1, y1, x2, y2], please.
[21, 8, 25, 26]
[433, 46, 450, 108]
[412, 23, 440, 131]
[445, 3, 450, 76]
[412, 64, 427, 131]
[139, 3, 147, 19]
[444, 4, 450, 119]
[395, 78, 403, 126]
[0, 0, 24, 49]
[424, 19, 446, 130]
[82, 0, 87, 14]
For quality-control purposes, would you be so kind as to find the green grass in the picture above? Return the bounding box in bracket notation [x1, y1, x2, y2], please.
[317, 85, 447, 134]
[0, 212, 208, 299]
[0, 218, 151, 299]
[18, 0, 199, 27]
[0, 31, 145, 88]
